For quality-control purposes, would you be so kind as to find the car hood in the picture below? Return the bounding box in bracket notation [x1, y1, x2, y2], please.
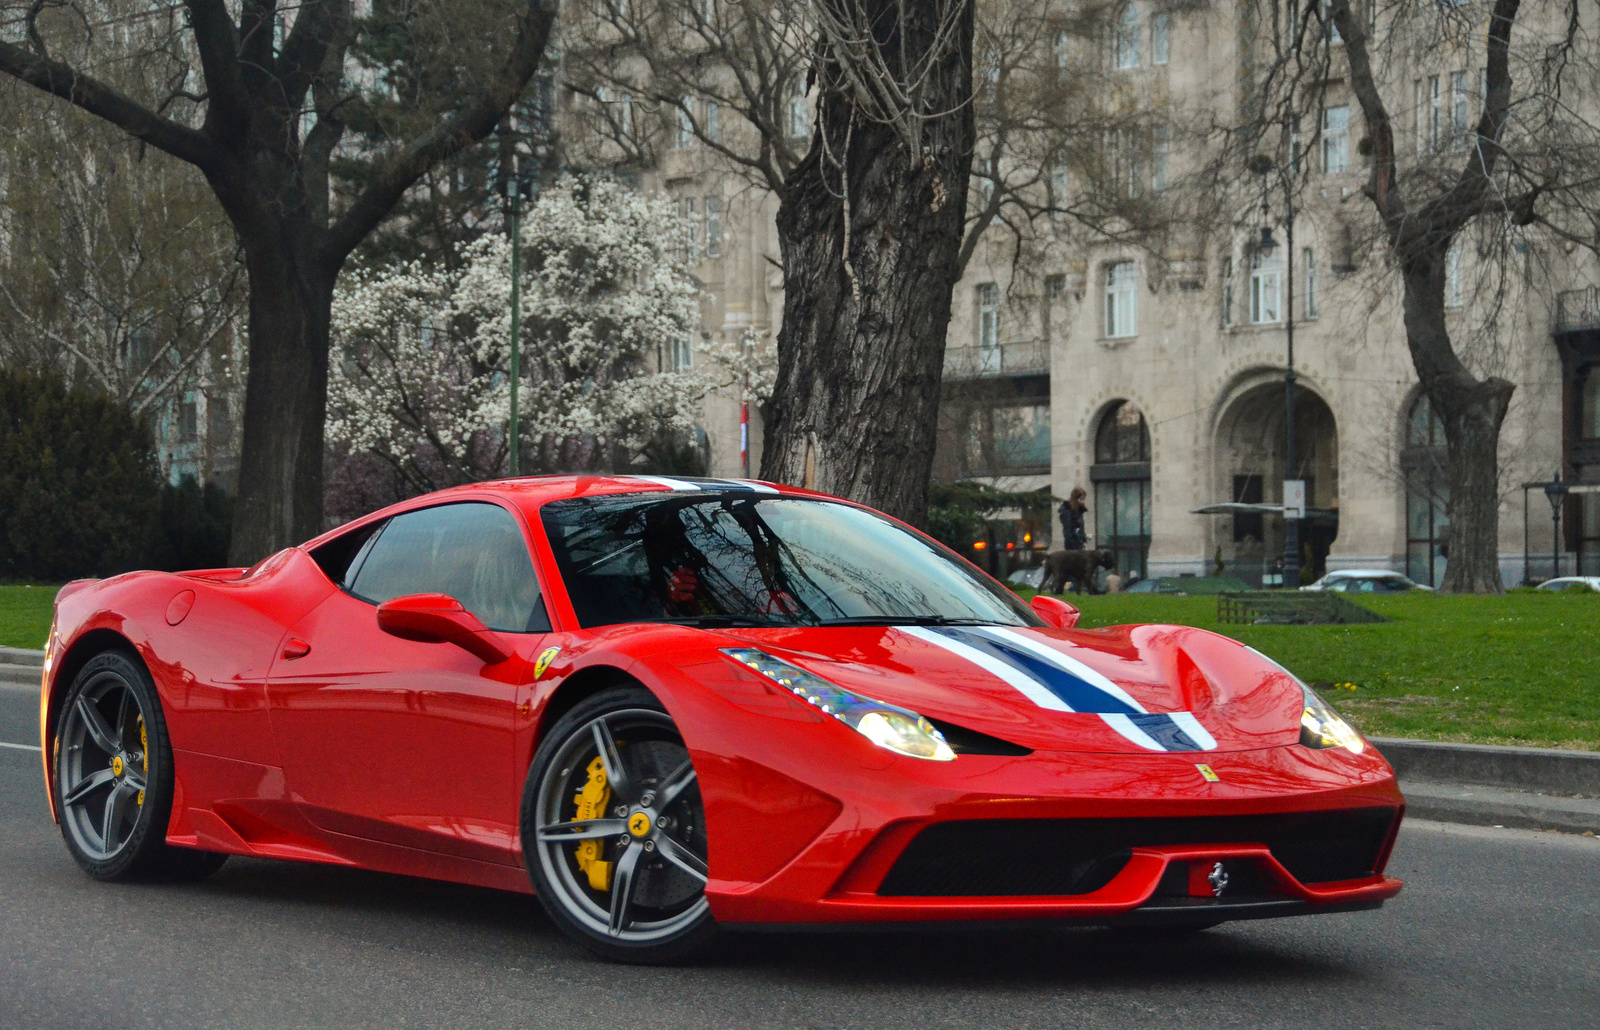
[715, 623, 1306, 755]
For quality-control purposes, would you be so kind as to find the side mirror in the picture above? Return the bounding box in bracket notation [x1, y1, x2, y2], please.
[1030, 594, 1081, 629]
[376, 593, 512, 665]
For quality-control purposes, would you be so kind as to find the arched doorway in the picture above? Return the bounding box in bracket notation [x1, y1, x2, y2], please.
[1091, 400, 1152, 580]
[1213, 381, 1339, 586]
[1403, 395, 1449, 587]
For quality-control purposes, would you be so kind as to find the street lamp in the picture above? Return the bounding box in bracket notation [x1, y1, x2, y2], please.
[1256, 191, 1300, 588]
[497, 118, 533, 476]
[1545, 472, 1569, 580]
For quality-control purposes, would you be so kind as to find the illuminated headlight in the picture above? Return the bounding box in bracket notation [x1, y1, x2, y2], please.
[721, 648, 956, 761]
[1300, 683, 1366, 753]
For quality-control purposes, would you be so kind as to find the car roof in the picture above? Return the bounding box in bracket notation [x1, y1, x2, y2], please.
[300, 475, 824, 551]
[1323, 570, 1406, 579]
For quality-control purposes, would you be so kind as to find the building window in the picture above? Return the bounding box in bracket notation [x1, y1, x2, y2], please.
[1250, 249, 1281, 324]
[1451, 71, 1470, 151]
[1055, 30, 1071, 69]
[704, 196, 722, 258]
[1322, 106, 1349, 173]
[619, 93, 634, 135]
[1404, 394, 1449, 587]
[670, 331, 694, 371]
[1445, 240, 1464, 307]
[1152, 125, 1168, 192]
[1303, 247, 1318, 319]
[674, 101, 694, 148]
[179, 392, 199, 444]
[976, 283, 1000, 354]
[1151, 13, 1169, 65]
[786, 82, 809, 139]
[1232, 474, 1264, 543]
[706, 102, 720, 142]
[1049, 160, 1068, 222]
[1321, 0, 1341, 43]
[1428, 75, 1442, 150]
[677, 197, 698, 260]
[1105, 261, 1138, 338]
[1092, 401, 1153, 580]
[1114, 5, 1141, 70]
[1583, 370, 1600, 441]
[1221, 254, 1234, 325]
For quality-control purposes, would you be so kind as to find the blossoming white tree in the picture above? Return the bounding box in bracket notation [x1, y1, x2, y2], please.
[328, 176, 705, 495]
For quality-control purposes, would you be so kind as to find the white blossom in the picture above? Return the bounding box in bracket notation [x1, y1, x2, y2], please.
[328, 176, 706, 488]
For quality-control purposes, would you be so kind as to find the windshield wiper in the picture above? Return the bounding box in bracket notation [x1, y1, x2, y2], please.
[808, 615, 998, 627]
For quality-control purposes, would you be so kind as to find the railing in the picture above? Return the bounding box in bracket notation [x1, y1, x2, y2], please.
[943, 341, 1049, 380]
[1556, 287, 1600, 332]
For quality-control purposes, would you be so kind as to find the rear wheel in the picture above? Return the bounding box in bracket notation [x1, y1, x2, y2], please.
[54, 650, 227, 882]
[522, 686, 714, 963]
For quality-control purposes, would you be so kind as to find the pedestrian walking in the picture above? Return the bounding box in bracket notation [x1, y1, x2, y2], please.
[1058, 487, 1088, 551]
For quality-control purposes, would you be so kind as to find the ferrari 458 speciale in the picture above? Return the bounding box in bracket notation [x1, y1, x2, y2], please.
[39, 476, 1403, 961]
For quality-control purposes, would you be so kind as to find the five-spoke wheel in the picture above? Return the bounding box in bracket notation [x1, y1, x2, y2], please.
[54, 650, 227, 881]
[523, 686, 715, 963]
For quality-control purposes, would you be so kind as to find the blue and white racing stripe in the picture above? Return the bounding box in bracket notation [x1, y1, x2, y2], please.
[631, 476, 779, 494]
[901, 625, 1217, 753]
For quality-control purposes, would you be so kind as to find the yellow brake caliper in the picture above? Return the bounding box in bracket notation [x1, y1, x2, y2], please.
[137, 718, 147, 807]
[572, 756, 614, 891]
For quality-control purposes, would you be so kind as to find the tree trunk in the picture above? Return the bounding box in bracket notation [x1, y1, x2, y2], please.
[227, 225, 335, 564]
[761, 1, 974, 527]
[1401, 263, 1514, 593]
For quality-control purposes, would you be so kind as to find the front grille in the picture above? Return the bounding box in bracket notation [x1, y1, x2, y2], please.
[876, 807, 1398, 897]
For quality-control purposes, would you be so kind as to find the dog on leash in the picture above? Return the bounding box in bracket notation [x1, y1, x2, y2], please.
[1044, 547, 1116, 595]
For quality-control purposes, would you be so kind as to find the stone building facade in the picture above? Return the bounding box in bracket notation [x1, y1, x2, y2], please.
[617, 3, 1600, 587]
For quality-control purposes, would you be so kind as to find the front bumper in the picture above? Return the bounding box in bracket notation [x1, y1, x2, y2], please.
[698, 742, 1405, 926]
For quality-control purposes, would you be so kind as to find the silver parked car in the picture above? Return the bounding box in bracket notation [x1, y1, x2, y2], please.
[1535, 576, 1600, 591]
[1302, 570, 1432, 593]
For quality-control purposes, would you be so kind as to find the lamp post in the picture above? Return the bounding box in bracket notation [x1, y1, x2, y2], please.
[498, 119, 527, 476]
[1257, 201, 1300, 589]
[1545, 473, 1569, 580]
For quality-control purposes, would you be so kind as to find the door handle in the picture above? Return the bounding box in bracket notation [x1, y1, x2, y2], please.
[281, 638, 311, 660]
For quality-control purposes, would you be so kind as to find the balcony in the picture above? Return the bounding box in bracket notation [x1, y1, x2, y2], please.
[1556, 287, 1600, 333]
[943, 341, 1049, 381]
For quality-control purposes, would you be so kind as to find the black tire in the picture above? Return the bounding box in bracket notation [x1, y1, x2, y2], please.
[521, 685, 716, 964]
[53, 649, 227, 882]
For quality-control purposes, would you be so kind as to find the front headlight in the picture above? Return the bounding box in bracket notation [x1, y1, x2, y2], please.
[721, 648, 956, 761]
[1300, 684, 1366, 753]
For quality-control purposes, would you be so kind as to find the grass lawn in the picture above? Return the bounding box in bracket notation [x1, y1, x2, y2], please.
[1037, 591, 1600, 752]
[0, 583, 57, 651]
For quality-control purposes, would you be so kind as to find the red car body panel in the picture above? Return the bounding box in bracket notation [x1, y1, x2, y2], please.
[40, 476, 1404, 924]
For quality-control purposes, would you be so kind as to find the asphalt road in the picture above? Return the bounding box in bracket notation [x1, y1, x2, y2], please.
[2, 685, 1597, 1030]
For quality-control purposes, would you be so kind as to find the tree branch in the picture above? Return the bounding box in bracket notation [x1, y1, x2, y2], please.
[184, 0, 254, 146]
[0, 39, 218, 169]
[321, 0, 558, 271]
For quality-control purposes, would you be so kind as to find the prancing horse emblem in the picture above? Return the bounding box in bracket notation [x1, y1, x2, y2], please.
[1207, 860, 1230, 896]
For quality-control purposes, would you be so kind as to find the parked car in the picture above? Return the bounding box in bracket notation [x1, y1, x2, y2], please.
[1535, 576, 1600, 592]
[1302, 570, 1431, 593]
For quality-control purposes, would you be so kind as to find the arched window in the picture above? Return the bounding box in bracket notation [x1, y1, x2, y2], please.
[1403, 394, 1448, 587]
[1092, 401, 1152, 580]
[1114, 5, 1141, 70]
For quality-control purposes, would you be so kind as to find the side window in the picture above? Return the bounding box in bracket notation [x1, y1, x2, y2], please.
[349, 503, 550, 633]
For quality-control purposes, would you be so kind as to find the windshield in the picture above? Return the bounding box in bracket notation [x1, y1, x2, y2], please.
[541, 494, 1039, 629]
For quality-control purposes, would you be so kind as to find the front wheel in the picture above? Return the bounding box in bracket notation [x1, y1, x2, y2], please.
[522, 686, 715, 963]
[54, 649, 228, 882]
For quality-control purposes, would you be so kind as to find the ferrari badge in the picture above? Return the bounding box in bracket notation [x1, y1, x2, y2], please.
[1195, 763, 1220, 783]
[534, 646, 561, 680]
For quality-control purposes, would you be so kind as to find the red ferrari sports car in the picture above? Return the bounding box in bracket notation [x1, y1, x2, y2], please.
[38, 476, 1403, 961]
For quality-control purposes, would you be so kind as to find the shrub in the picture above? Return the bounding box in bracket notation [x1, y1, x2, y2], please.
[0, 368, 162, 580]
[148, 475, 234, 572]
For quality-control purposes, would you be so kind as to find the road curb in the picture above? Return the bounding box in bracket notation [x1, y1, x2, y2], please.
[1371, 736, 1600, 797]
[0, 646, 45, 666]
[1372, 737, 1599, 834]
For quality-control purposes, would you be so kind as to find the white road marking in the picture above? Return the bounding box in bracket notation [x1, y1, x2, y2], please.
[0, 741, 41, 752]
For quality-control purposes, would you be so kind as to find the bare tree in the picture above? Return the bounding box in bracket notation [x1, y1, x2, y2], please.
[0, 1, 557, 560]
[1217, 0, 1600, 591]
[0, 82, 243, 418]
[565, 0, 1188, 521]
